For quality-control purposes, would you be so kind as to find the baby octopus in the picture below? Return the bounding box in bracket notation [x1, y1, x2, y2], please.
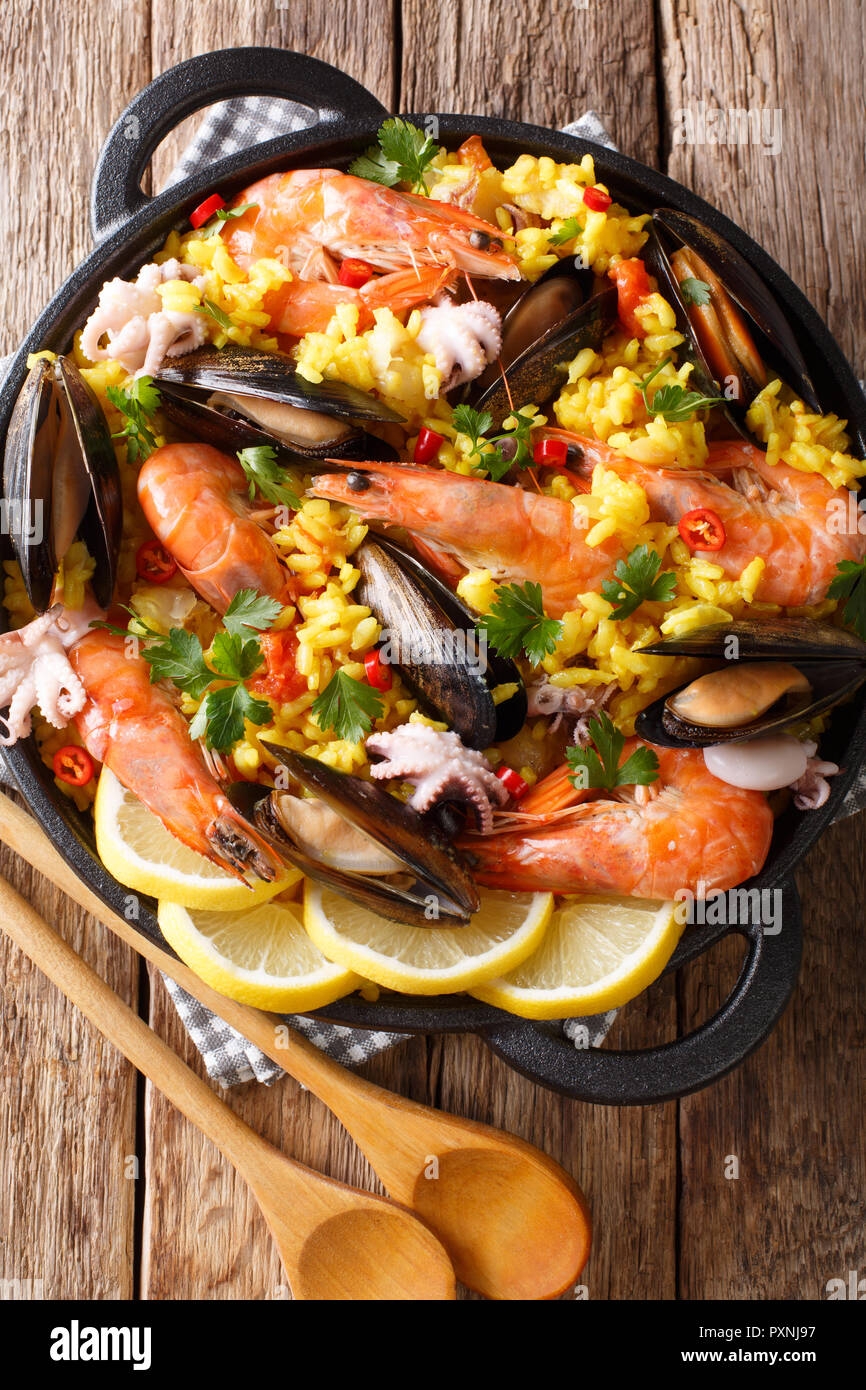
[80, 259, 207, 378]
[415, 299, 502, 390]
[366, 724, 508, 834]
[0, 604, 97, 745]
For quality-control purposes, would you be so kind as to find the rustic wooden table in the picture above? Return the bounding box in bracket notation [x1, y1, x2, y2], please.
[1, 0, 863, 1302]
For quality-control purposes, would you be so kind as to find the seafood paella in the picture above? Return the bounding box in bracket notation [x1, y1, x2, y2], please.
[3, 122, 866, 1016]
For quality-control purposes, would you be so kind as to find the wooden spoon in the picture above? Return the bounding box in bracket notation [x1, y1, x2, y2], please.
[0, 867, 455, 1301]
[0, 791, 591, 1299]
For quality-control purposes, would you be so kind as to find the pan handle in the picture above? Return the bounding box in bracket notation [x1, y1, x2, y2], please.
[90, 47, 388, 240]
[481, 879, 803, 1104]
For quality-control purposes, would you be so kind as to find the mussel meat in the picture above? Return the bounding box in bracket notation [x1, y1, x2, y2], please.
[636, 617, 866, 747]
[2, 355, 121, 612]
[650, 209, 822, 415]
[238, 746, 480, 928]
[354, 536, 527, 748]
[155, 343, 404, 466]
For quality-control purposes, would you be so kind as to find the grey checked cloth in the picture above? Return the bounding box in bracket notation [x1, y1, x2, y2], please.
[4, 96, 864, 1085]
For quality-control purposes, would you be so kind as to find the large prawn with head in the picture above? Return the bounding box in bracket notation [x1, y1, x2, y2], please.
[222, 169, 520, 337]
[460, 741, 774, 898]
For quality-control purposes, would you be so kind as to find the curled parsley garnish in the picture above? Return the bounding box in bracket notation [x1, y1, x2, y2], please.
[600, 544, 678, 621]
[476, 580, 563, 666]
[311, 669, 384, 744]
[637, 356, 726, 422]
[106, 376, 161, 463]
[566, 712, 659, 791]
[828, 559, 866, 641]
[348, 118, 442, 196]
[452, 403, 537, 482]
[236, 446, 301, 510]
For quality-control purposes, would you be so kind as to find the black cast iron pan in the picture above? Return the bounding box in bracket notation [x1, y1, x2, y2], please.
[2, 47, 863, 1104]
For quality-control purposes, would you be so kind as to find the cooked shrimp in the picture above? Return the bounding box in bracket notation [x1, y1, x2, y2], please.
[266, 265, 455, 337]
[137, 443, 294, 613]
[224, 169, 520, 281]
[312, 461, 623, 617]
[71, 630, 280, 880]
[459, 741, 773, 897]
[548, 429, 866, 607]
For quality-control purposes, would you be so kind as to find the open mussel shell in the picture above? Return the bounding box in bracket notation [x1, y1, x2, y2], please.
[652, 209, 822, 415]
[635, 617, 866, 748]
[355, 536, 527, 747]
[154, 343, 404, 421]
[2, 355, 121, 612]
[470, 285, 618, 430]
[249, 746, 480, 928]
[158, 384, 399, 467]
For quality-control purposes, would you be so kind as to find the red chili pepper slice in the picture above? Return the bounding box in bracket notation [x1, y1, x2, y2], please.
[338, 258, 375, 288]
[190, 193, 226, 229]
[533, 438, 569, 469]
[678, 507, 727, 552]
[496, 766, 529, 801]
[364, 648, 393, 692]
[414, 427, 445, 465]
[136, 540, 178, 583]
[53, 746, 94, 787]
[583, 185, 612, 213]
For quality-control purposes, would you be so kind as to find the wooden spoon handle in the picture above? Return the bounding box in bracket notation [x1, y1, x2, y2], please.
[0, 865, 288, 1191]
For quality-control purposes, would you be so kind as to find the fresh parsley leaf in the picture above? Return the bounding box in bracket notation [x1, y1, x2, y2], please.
[106, 376, 161, 463]
[209, 630, 265, 683]
[349, 118, 442, 195]
[549, 217, 582, 246]
[600, 544, 678, 621]
[190, 684, 272, 751]
[679, 276, 712, 307]
[566, 712, 659, 791]
[143, 628, 214, 699]
[452, 404, 493, 457]
[236, 446, 301, 509]
[200, 202, 258, 239]
[195, 297, 235, 332]
[829, 559, 866, 641]
[311, 669, 384, 743]
[222, 589, 282, 638]
[477, 581, 563, 666]
[637, 356, 725, 422]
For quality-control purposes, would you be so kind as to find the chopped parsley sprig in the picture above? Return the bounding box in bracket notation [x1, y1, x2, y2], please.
[106, 376, 161, 463]
[348, 118, 442, 195]
[452, 404, 537, 483]
[829, 559, 866, 641]
[600, 544, 678, 621]
[476, 580, 563, 666]
[549, 217, 582, 246]
[311, 669, 384, 743]
[637, 356, 726, 422]
[94, 589, 280, 752]
[236, 446, 301, 509]
[195, 297, 235, 332]
[566, 712, 659, 791]
[678, 277, 712, 307]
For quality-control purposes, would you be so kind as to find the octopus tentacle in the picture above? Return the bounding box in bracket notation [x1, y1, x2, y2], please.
[366, 724, 507, 834]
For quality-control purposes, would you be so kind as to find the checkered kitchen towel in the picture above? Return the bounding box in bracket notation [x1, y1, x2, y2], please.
[5, 97, 863, 1084]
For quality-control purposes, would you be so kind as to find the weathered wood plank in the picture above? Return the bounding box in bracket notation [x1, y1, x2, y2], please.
[661, 0, 866, 1299]
[401, 0, 660, 165]
[0, 0, 149, 1301]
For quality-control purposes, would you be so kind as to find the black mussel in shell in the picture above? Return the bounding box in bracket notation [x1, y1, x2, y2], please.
[651, 209, 822, 415]
[154, 342, 404, 465]
[469, 285, 618, 430]
[2, 355, 121, 612]
[635, 617, 866, 747]
[354, 536, 527, 748]
[245, 747, 480, 928]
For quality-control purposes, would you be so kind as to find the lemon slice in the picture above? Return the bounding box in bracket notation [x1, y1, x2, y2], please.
[472, 895, 682, 1019]
[95, 767, 297, 910]
[158, 895, 361, 1011]
[303, 881, 553, 994]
